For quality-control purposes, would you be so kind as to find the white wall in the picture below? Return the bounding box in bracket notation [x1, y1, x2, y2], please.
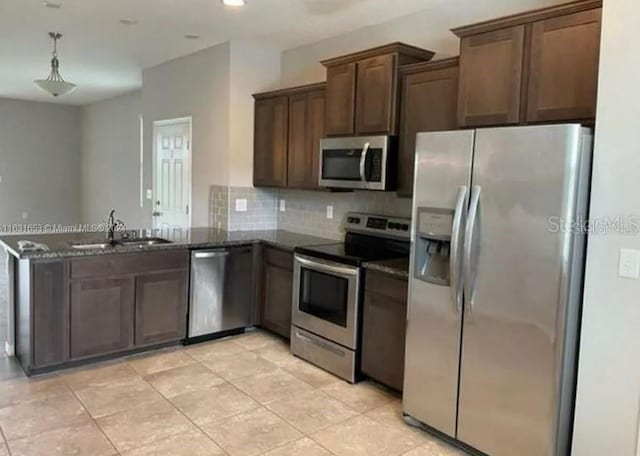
[572, 1, 640, 455]
[0, 98, 81, 229]
[280, 0, 560, 86]
[228, 41, 281, 187]
[142, 42, 231, 227]
[80, 90, 145, 228]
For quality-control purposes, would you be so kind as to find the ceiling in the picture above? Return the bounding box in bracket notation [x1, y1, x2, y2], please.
[0, 0, 447, 105]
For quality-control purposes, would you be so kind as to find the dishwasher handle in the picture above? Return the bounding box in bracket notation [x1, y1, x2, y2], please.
[193, 246, 253, 259]
[193, 251, 229, 259]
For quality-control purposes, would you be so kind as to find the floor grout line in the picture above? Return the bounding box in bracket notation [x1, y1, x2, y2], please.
[67, 386, 122, 455]
[0, 425, 13, 456]
[141, 371, 233, 456]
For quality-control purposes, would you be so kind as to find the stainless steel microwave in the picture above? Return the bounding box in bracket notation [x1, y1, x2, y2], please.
[319, 136, 396, 191]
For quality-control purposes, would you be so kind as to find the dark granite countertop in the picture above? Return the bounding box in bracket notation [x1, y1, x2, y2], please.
[363, 257, 410, 279]
[0, 228, 336, 260]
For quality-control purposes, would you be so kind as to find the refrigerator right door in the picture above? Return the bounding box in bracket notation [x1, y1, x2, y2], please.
[457, 125, 591, 456]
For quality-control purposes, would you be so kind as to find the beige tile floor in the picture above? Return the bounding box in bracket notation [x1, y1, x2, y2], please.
[0, 329, 467, 456]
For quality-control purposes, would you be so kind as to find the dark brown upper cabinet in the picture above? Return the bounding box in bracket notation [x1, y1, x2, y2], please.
[254, 83, 326, 190]
[322, 43, 435, 137]
[397, 58, 460, 197]
[457, 26, 525, 127]
[324, 63, 356, 136]
[253, 95, 289, 187]
[355, 54, 397, 134]
[452, 0, 602, 128]
[287, 88, 326, 189]
[526, 8, 601, 122]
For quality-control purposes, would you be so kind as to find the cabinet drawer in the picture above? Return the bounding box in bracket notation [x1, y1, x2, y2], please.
[264, 247, 293, 271]
[71, 250, 188, 279]
[365, 270, 408, 301]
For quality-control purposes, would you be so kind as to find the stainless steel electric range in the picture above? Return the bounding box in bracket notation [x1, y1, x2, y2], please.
[291, 212, 411, 382]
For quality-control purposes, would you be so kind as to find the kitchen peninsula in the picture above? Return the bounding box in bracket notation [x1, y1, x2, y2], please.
[0, 228, 333, 375]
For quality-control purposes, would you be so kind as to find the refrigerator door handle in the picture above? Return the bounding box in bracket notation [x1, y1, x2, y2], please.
[450, 185, 467, 314]
[464, 185, 482, 315]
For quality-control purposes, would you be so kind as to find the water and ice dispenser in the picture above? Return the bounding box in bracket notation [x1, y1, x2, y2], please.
[414, 208, 454, 286]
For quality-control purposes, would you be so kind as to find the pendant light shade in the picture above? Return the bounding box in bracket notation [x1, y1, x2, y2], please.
[34, 32, 76, 97]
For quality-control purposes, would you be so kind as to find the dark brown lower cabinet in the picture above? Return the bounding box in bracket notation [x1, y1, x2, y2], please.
[32, 261, 69, 367]
[260, 247, 294, 339]
[70, 277, 135, 359]
[135, 271, 188, 346]
[361, 270, 408, 391]
[17, 249, 190, 373]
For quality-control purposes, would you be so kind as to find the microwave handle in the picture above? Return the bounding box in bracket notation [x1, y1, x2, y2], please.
[359, 142, 370, 182]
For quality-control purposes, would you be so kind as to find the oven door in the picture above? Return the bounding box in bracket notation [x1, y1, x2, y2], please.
[319, 136, 390, 190]
[293, 254, 360, 350]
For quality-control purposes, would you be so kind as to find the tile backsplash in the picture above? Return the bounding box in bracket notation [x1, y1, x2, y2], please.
[209, 185, 278, 231]
[209, 185, 229, 231]
[277, 189, 412, 240]
[210, 185, 412, 240]
[228, 186, 278, 231]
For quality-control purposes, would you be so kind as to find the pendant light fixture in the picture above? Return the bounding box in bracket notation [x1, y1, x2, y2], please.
[34, 32, 76, 97]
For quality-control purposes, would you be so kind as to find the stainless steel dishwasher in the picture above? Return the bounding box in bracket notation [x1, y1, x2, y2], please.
[188, 245, 255, 341]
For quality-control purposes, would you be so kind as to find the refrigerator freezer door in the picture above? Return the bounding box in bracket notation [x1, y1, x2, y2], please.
[456, 125, 589, 456]
[403, 130, 474, 437]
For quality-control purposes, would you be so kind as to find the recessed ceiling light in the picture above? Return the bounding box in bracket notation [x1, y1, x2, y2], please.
[184, 33, 200, 40]
[42, 1, 61, 8]
[120, 17, 138, 25]
[222, 0, 246, 7]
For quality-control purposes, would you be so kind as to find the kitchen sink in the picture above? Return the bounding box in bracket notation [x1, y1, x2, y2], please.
[69, 241, 114, 250]
[69, 237, 172, 250]
[117, 237, 173, 247]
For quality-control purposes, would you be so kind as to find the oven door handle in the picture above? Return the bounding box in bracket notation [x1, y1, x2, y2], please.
[295, 255, 359, 278]
[359, 142, 370, 183]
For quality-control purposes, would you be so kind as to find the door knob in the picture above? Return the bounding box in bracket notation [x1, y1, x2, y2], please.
[152, 211, 162, 217]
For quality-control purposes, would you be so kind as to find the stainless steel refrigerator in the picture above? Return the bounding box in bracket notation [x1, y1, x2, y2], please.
[403, 124, 592, 456]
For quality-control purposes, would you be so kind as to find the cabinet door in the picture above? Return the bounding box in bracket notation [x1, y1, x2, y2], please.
[32, 261, 69, 367]
[361, 272, 408, 391]
[287, 89, 325, 190]
[526, 8, 601, 122]
[325, 63, 356, 136]
[458, 26, 525, 127]
[254, 96, 288, 187]
[397, 65, 459, 197]
[306, 89, 326, 189]
[260, 248, 293, 339]
[355, 54, 397, 134]
[287, 93, 310, 189]
[135, 271, 188, 346]
[70, 277, 135, 359]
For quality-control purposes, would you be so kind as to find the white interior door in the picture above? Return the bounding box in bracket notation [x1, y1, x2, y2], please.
[153, 120, 191, 230]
